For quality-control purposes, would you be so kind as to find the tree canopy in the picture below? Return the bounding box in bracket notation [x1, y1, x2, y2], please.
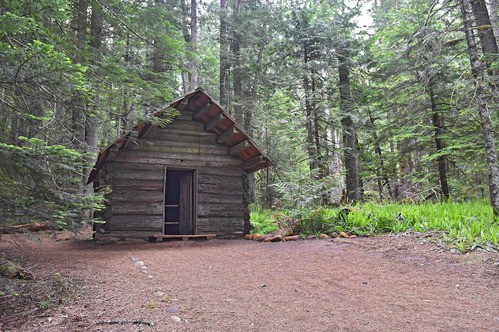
[1, 0, 498, 229]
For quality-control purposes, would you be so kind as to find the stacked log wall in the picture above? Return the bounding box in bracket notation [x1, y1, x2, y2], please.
[95, 110, 245, 239]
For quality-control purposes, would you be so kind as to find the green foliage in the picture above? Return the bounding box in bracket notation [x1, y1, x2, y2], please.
[0, 138, 105, 227]
[249, 206, 279, 235]
[292, 208, 337, 236]
[250, 201, 498, 252]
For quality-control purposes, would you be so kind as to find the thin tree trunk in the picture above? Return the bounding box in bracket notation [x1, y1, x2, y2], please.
[188, 0, 198, 90]
[72, 0, 89, 195]
[303, 43, 319, 174]
[458, 0, 499, 216]
[428, 85, 450, 200]
[338, 49, 361, 203]
[367, 110, 390, 200]
[84, 0, 102, 186]
[231, 0, 243, 124]
[219, 0, 229, 110]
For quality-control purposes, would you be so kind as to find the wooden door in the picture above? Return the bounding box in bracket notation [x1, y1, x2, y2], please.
[164, 169, 195, 235]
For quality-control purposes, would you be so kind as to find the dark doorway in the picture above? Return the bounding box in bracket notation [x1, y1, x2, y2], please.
[164, 170, 196, 235]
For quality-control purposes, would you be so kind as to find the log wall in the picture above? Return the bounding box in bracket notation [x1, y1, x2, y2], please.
[95, 110, 245, 239]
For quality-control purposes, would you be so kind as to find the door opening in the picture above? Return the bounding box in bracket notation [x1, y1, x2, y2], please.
[164, 169, 196, 235]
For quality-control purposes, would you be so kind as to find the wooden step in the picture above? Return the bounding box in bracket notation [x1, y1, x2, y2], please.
[150, 234, 216, 242]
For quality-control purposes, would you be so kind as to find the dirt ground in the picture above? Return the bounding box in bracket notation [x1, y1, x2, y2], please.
[1, 231, 498, 332]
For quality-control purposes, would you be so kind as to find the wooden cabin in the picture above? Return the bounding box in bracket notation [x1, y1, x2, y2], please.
[87, 88, 272, 240]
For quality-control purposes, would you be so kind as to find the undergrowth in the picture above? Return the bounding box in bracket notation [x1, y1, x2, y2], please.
[250, 201, 499, 252]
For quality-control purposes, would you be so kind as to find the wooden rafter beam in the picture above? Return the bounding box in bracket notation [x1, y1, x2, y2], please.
[228, 140, 250, 156]
[242, 155, 265, 170]
[192, 101, 212, 121]
[123, 131, 139, 149]
[217, 125, 238, 144]
[140, 123, 154, 138]
[205, 112, 226, 131]
[176, 98, 189, 111]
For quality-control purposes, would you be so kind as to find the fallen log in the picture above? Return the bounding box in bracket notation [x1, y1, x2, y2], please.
[0, 222, 50, 233]
[0, 254, 33, 280]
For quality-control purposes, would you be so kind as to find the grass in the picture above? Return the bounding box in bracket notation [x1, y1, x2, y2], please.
[250, 200, 499, 252]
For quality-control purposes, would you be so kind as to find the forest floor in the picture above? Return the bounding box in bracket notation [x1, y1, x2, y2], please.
[0, 230, 498, 332]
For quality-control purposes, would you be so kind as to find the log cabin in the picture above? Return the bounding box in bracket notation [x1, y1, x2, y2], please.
[87, 88, 272, 240]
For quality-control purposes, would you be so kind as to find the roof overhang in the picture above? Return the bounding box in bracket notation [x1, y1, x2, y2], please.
[87, 88, 273, 184]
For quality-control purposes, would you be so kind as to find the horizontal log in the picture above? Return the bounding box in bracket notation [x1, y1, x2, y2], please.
[109, 150, 242, 167]
[111, 203, 163, 215]
[198, 168, 244, 178]
[140, 137, 228, 153]
[198, 192, 243, 204]
[106, 169, 164, 181]
[111, 179, 164, 191]
[134, 141, 229, 156]
[105, 162, 164, 172]
[197, 217, 244, 235]
[151, 127, 215, 138]
[169, 118, 205, 131]
[198, 182, 242, 194]
[105, 215, 163, 231]
[111, 190, 163, 203]
[198, 204, 244, 218]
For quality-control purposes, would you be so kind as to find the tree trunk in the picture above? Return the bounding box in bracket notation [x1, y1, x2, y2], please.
[84, 0, 102, 186]
[72, 0, 89, 195]
[458, 0, 499, 216]
[188, 0, 198, 90]
[338, 50, 361, 203]
[428, 85, 450, 200]
[219, 0, 229, 110]
[471, 0, 499, 55]
[367, 110, 390, 200]
[488, 0, 499, 46]
[231, 0, 243, 124]
[303, 43, 319, 174]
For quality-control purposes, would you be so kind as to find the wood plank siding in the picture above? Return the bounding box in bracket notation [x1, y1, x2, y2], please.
[89, 89, 272, 241]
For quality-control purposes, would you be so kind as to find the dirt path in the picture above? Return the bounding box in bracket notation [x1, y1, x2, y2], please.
[1, 234, 498, 331]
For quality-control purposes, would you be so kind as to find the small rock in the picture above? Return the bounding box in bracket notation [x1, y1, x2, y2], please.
[330, 232, 339, 238]
[270, 235, 283, 242]
[307, 235, 318, 240]
[166, 306, 179, 313]
[319, 234, 330, 239]
[260, 284, 267, 288]
[349, 235, 357, 238]
[283, 235, 301, 241]
[339, 232, 349, 238]
[171, 316, 182, 323]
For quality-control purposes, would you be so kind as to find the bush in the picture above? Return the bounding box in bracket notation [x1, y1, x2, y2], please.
[249, 201, 498, 252]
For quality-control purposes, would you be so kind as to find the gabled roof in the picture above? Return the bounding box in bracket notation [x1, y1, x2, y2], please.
[87, 88, 273, 183]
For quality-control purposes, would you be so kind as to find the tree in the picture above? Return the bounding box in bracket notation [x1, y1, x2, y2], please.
[458, 0, 499, 215]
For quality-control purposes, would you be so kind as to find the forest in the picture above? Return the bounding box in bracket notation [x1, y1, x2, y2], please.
[0, 0, 498, 248]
